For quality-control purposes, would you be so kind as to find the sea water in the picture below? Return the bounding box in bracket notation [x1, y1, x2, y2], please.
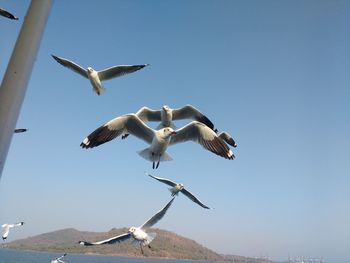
[0, 249, 214, 263]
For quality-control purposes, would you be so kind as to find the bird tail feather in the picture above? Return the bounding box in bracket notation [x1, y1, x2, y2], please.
[137, 148, 173, 162]
[137, 148, 153, 162]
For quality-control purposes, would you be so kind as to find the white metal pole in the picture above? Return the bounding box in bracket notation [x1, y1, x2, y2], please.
[0, 0, 53, 179]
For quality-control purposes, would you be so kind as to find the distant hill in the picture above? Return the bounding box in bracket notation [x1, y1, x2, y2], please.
[5, 228, 272, 263]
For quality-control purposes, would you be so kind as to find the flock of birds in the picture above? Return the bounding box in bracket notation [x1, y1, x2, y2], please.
[1, 5, 237, 262]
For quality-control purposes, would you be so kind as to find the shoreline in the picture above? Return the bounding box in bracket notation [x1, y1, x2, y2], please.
[0, 247, 228, 262]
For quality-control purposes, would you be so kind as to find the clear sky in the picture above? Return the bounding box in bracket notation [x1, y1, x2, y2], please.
[1, 1, 349, 262]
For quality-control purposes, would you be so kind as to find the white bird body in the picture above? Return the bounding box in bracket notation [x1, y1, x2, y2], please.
[81, 114, 234, 169]
[170, 183, 184, 196]
[147, 173, 211, 209]
[79, 198, 174, 254]
[1, 222, 24, 241]
[132, 128, 176, 168]
[129, 227, 152, 244]
[87, 67, 104, 95]
[51, 55, 148, 95]
[160, 106, 173, 128]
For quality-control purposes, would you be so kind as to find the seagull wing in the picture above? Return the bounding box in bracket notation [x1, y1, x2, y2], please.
[79, 232, 131, 245]
[0, 8, 18, 20]
[1, 225, 10, 239]
[146, 173, 177, 187]
[80, 114, 155, 148]
[140, 197, 175, 230]
[181, 188, 210, 209]
[14, 129, 27, 133]
[51, 55, 88, 78]
[172, 105, 215, 131]
[57, 254, 67, 260]
[170, 121, 234, 160]
[218, 132, 237, 148]
[14, 222, 24, 227]
[98, 64, 148, 81]
[135, 107, 161, 122]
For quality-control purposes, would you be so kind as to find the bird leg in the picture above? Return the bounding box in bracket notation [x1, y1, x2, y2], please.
[152, 153, 155, 169]
[156, 154, 161, 169]
[140, 243, 144, 255]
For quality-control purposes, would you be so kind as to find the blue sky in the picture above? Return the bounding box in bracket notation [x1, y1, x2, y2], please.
[1, 0, 349, 262]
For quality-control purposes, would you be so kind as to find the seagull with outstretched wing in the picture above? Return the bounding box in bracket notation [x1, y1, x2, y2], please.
[122, 104, 216, 139]
[51, 253, 67, 263]
[51, 54, 148, 95]
[147, 173, 211, 209]
[1, 222, 24, 241]
[80, 114, 235, 169]
[79, 198, 175, 255]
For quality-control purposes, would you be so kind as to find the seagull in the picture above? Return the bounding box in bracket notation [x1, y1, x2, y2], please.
[1, 222, 24, 241]
[122, 104, 216, 139]
[80, 114, 234, 169]
[79, 198, 175, 255]
[51, 54, 149, 95]
[0, 8, 18, 20]
[51, 253, 67, 263]
[14, 128, 27, 133]
[147, 173, 211, 209]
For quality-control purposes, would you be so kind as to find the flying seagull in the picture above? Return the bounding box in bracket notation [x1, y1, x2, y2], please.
[79, 198, 175, 255]
[0, 8, 18, 20]
[1, 222, 24, 241]
[122, 104, 216, 139]
[51, 54, 148, 95]
[147, 173, 211, 209]
[80, 114, 234, 169]
[51, 253, 67, 263]
[14, 128, 27, 133]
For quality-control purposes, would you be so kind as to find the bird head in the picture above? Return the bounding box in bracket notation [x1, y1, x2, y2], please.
[161, 127, 176, 138]
[176, 183, 184, 191]
[162, 105, 170, 112]
[87, 67, 94, 73]
[128, 226, 136, 233]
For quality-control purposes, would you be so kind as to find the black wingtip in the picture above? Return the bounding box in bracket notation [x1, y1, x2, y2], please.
[14, 128, 27, 133]
[51, 54, 60, 62]
[199, 115, 215, 131]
